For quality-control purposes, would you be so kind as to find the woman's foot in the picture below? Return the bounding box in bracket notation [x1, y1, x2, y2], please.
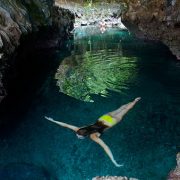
[134, 97, 141, 102]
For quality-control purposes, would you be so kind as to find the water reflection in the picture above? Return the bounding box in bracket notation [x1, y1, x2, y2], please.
[55, 27, 137, 102]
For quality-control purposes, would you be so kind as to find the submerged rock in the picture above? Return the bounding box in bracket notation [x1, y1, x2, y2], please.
[92, 176, 138, 180]
[168, 153, 180, 180]
[122, 0, 180, 60]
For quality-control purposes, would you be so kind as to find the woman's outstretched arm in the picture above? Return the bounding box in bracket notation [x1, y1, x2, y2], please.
[90, 133, 123, 167]
[45, 116, 79, 132]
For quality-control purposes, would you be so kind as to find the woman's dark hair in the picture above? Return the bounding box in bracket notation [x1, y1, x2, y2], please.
[76, 122, 108, 137]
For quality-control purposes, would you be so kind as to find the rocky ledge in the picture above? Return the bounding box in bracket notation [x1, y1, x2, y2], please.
[122, 0, 180, 59]
[0, 0, 74, 103]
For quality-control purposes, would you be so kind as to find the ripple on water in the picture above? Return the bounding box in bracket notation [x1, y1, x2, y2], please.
[56, 29, 138, 102]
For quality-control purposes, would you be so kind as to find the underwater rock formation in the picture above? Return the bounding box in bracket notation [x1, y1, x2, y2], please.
[122, 0, 180, 59]
[0, 0, 74, 103]
[92, 176, 138, 180]
[168, 153, 180, 180]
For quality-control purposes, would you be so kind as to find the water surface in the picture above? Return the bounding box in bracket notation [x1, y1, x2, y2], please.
[0, 27, 179, 180]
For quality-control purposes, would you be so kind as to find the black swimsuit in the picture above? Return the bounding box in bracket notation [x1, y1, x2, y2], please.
[93, 121, 109, 134]
[76, 121, 109, 138]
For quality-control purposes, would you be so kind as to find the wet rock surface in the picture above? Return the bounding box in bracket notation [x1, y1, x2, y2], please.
[122, 0, 180, 60]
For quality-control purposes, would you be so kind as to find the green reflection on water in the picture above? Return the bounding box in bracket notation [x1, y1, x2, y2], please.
[55, 28, 138, 102]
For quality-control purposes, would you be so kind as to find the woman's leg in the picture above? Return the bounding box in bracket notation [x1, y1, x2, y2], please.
[109, 97, 141, 121]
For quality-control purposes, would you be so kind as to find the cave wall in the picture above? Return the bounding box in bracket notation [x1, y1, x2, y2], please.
[0, 0, 54, 54]
[122, 0, 180, 59]
[0, 0, 53, 102]
[0, 0, 74, 103]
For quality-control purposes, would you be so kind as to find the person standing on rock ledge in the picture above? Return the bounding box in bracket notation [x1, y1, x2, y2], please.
[45, 97, 141, 167]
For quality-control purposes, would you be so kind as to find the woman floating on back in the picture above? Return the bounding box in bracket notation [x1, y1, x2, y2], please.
[45, 97, 141, 167]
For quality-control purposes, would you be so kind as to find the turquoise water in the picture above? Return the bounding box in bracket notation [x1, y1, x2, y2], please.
[0, 27, 179, 180]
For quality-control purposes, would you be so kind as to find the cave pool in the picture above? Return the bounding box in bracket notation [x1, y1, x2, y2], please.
[0, 27, 179, 180]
